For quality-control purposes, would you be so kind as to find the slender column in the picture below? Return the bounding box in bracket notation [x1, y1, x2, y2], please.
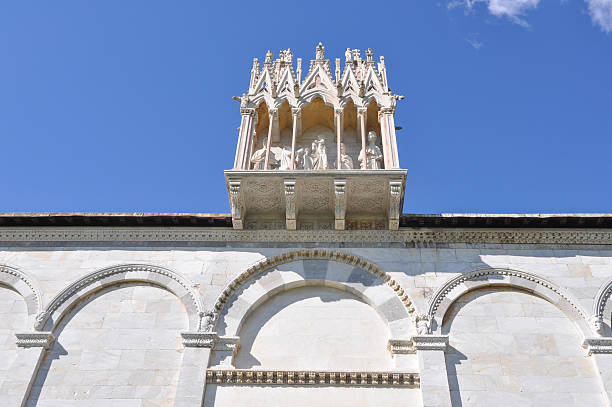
[290, 108, 301, 170]
[335, 108, 344, 169]
[384, 109, 399, 168]
[358, 108, 367, 169]
[378, 109, 393, 169]
[263, 109, 277, 170]
[235, 108, 256, 169]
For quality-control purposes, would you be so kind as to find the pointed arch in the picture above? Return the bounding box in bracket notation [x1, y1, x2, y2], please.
[427, 267, 592, 337]
[0, 264, 43, 326]
[212, 249, 415, 339]
[35, 264, 204, 332]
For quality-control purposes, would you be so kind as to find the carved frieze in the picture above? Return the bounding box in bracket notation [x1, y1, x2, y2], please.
[206, 369, 419, 387]
[15, 332, 54, 349]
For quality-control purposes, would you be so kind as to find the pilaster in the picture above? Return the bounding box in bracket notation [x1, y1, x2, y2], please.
[284, 178, 297, 230]
[235, 108, 256, 170]
[333, 178, 347, 230]
[584, 337, 612, 405]
[1, 332, 54, 407]
[176, 332, 215, 407]
[412, 335, 452, 407]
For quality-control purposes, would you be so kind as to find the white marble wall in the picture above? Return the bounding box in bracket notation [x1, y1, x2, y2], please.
[0, 284, 28, 394]
[0, 243, 611, 406]
[27, 283, 188, 407]
[443, 287, 603, 406]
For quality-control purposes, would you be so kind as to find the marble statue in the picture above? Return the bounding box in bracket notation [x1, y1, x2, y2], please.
[312, 136, 329, 170]
[316, 42, 325, 60]
[345, 48, 352, 63]
[359, 131, 383, 169]
[338, 143, 354, 169]
[250, 137, 277, 170]
[265, 50, 273, 64]
[277, 146, 293, 170]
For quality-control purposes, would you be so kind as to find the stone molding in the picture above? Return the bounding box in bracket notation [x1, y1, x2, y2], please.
[214, 336, 241, 355]
[15, 332, 54, 349]
[387, 339, 415, 354]
[211, 249, 414, 330]
[35, 264, 204, 331]
[411, 335, 448, 351]
[206, 369, 419, 387]
[583, 337, 612, 355]
[181, 332, 217, 348]
[0, 264, 43, 317]
[427, 268, 590, 334]
[1, 227, 611, 245]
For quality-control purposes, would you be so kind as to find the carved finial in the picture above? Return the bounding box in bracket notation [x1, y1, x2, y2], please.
[366, 48, 374, 63]
[352, 49, 361, 62]
[316, 42, 325, 60]
[335, 58, 341, 83]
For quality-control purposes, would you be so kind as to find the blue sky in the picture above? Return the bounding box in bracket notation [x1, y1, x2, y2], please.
[1, 1, 611, 214]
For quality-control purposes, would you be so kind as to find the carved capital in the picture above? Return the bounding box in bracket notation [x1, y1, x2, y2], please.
[181, 331, 217, 348]
[388, 179, 403, 230]
[269, 109, 279, 120]
[284, 178, 297, 230]
[357, 107, 368, 116]
[291, 108, 301, 118]
[228, 178, 245, 230]
[240, 108, 256, 117]
[387, 339, 415, 354]
[15, 332, 54, 349]
[411, 335, 448, 351]
[334, 108, 344, 120]
[333, 178, 347, 230]
[583, 337, 612, 355]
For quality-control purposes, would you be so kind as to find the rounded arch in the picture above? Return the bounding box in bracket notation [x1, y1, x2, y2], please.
[427, 267, 592, 336]
[35, 264, 204, 332]
[593, 275, 612, 335]
[212, 249, 415, 339]
[297, 89, 339, 108]
[0, 264, 43, 326]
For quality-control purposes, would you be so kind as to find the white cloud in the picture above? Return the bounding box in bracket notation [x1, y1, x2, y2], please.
[449, 0, 540, 26]
[449, 0, 612, 33]
[466, 33, 484, 49]
[586, 0, 612, 32]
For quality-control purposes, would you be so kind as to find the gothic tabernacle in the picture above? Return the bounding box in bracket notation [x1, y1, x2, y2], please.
[1, 44, 612, 407]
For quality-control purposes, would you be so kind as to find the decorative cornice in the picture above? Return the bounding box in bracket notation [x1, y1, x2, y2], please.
[211, 249, 414, 330]
[181, 332, 217, 348]
[387, 339, 415, 354]
[1, 227, 610, 245]
[583, 337, 612, 355]
[206, 369, 419, 387]
[427, 268, 588, 324]
[411, 335, 448, 351]
[15, 332, 54, 349]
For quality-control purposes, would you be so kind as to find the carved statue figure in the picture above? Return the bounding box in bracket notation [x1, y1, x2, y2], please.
[265, 50, 273, 64]
[201, 310, 218, 332]
[316, 42, 325, 60]
[295, 145, 313, 170]
[338, 142, 354, 169]
[250, 137, 278, 170]
[415, 314, 432, 335]
[312, 136, 328, 170]
[352, 49, 361, 62]
[277, 146, 293, 170]
[280, 48, 293, 63]
[358, 131, 383, 169]
[345, 48, 353, 63]
[591, 315, 605, 336]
